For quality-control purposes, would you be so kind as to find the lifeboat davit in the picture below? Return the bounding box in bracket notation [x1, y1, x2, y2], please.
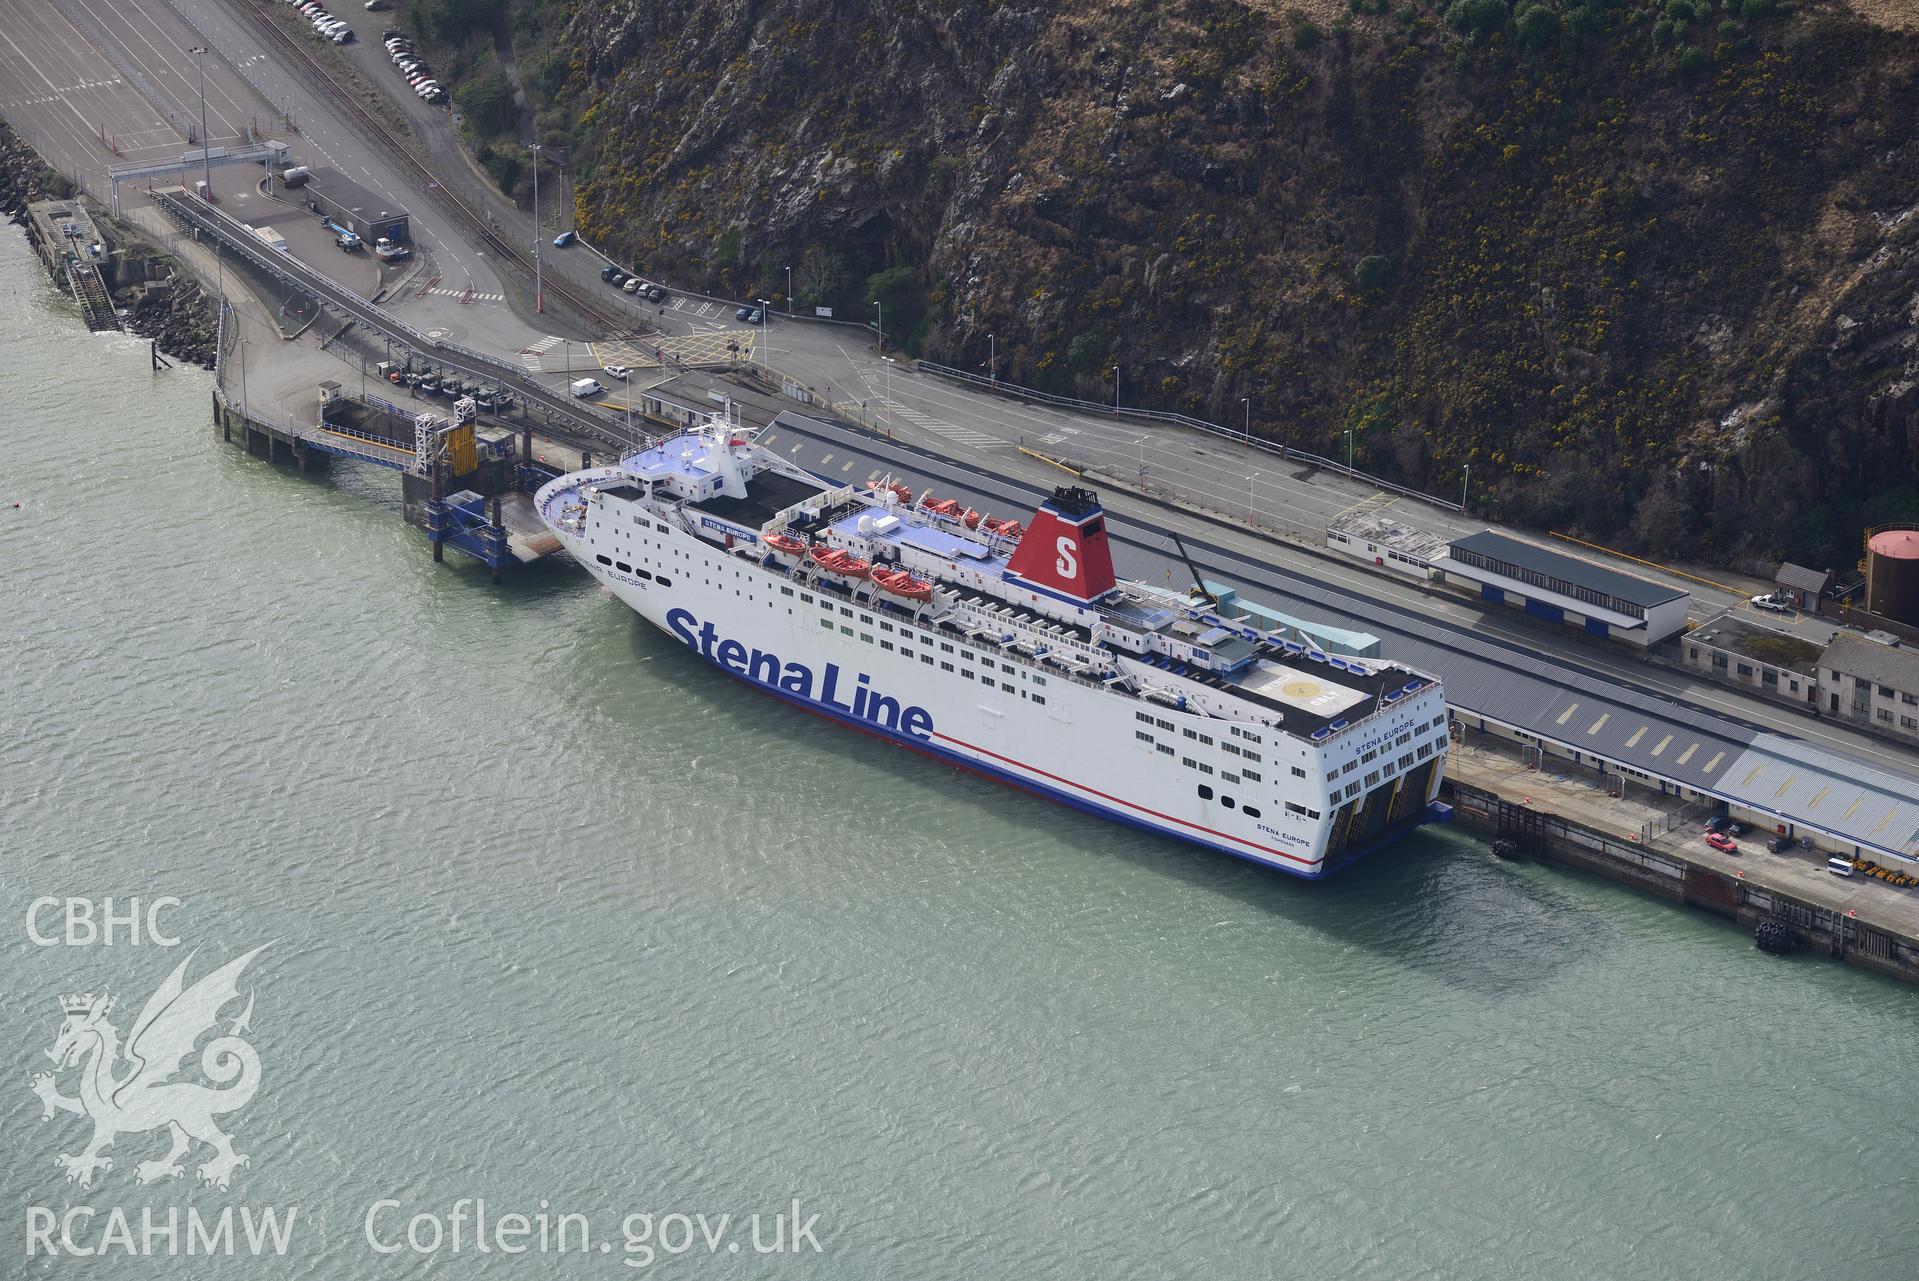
[765, 533, 806, 556]
[983, 517, 1024, 539]
[961, 508, 983, 530]
[886, 482, 914, 504]
[924, 497, 962, 517]
[873, 568, 934, 602]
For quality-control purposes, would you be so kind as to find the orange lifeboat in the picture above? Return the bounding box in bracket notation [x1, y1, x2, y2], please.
[765, 532, 806, 556]
[886, 482, 914, 504]
[961, 508, 983, 529]
[829, 554, 871, 580]
[925, 497, 962, 517]
[873, 568, 934, 601]
[983, 517, 1024, 539]
[810, 545, 871, 580]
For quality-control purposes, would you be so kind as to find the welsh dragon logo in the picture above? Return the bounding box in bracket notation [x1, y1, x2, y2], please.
[29, 945, 268, 1191]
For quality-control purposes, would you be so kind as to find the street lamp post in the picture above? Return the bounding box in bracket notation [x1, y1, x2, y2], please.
[1462, 463, 1471, 513]
[1345, 428, 1354, 474]
[988, 333, 996, 382]
[785, 266, 792, 315]
[1241, 397, 1251, 441]
[530, 141, 544, 314]
[756, 299, 770, 368]
[1248, 471, 1259, 522]
[190, 47, 212, 199]
[872, 299, 883, 353]
[237, 335, 250, 422]
[1112, 365, 1121, 415]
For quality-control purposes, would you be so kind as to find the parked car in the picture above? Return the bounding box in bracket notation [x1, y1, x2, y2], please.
[1751, 592, 1794, 613]
[744, 306, 764, 325]
[552, 230, 575, 248]
[623, 277, 642, 293]
[607, 271, 629, 288]
[735, 304, 753, 321]
[1705, 831, 1739, 854]
[600, 263, 620, 282]
[644, 283, 666, 302]
[1767, 834, 1793, 854]
[603, 365, 630, 381]
[570, 378, 605, 398]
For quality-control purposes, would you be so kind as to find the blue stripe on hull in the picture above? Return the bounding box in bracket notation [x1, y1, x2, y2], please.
[692, 650, 1437, 881]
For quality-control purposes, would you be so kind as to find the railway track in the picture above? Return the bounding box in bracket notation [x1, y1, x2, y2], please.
[227, 0, 623, 332]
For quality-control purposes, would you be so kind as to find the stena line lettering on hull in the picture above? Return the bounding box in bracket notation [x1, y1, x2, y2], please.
[666, 607, 935, 740]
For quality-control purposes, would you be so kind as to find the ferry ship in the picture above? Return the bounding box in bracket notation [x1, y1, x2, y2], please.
[535, 415, 1451, 877]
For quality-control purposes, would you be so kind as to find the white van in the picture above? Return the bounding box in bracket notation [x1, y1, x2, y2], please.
[569, 378, 604, 398]
[1827, 856, 1855, 877]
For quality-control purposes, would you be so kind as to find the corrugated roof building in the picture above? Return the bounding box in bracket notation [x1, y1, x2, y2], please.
[1431, 530, 1691, 647]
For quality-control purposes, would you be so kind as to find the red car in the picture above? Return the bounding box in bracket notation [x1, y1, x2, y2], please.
[1705, 831, 1739, 854]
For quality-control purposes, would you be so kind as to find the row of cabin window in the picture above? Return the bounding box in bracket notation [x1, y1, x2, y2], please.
[820, 618, 1046, 703]
[808, 590, 1052, 687]
[594, 554, 673, 586]
[1193, 784, 1262, 818]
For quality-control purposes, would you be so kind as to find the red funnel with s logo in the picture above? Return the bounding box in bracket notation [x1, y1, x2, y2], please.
[1003, 486, 1117, 602]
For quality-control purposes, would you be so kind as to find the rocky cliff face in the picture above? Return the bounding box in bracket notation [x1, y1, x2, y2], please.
[532, 0, 1919, 568]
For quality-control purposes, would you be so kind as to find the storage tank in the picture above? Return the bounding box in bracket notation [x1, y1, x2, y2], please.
[1865, 528, 1919, 624]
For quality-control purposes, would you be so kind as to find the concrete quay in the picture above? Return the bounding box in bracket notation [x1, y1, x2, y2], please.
[1444, 733, 1919, 986]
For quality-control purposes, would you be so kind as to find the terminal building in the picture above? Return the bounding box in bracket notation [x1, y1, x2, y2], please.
[278, 165, 411, 243]
[1431, 530, 1691, 647]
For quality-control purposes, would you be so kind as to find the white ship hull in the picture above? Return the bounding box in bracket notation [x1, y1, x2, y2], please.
[540, 476, 1450, 877]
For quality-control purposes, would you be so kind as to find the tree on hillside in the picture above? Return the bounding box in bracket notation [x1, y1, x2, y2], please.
[794, 247, 847, 309]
